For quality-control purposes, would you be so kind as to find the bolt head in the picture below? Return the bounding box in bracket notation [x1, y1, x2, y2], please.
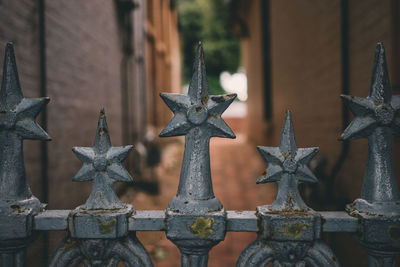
[93, 156, 108, 172]
[187, 105, 208, 125]
[283, 158, 298, 173]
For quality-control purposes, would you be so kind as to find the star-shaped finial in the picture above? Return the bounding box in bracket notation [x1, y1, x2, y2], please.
[0, 42, 50, 202]
[0, 43, 50, 140]
[340, 43, 400, 212]
[340, 43, 400, 140]
[72, 109, 133, 210]
[159, 42, 236, 212]
[159, 42, 237, 139]
[257, 110, 319, 211]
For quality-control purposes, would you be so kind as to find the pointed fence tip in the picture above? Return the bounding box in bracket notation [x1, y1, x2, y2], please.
[41, 96, 50, 103]
[195, 42, 204, 59]
[279, 109, 297, 154]
[97, 108, 108, 127]
[284, 109, 292, 119]
[376, 42, 384, 51]
[369, 41, 391, 103]
[98, 108, 107, 125]
[159, 129, 168, 138]
[5, 42, 14, 51]
[256, 174, 268, 184]
[3, 42, 16, 65]
[340, 94, 353, 103]
[373, 42, 386, 64]
[282, 109, 294, 133]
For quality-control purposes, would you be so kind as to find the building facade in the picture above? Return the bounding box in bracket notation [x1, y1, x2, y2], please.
[233, 0, 400, 265]
[0, 0, 180, 265]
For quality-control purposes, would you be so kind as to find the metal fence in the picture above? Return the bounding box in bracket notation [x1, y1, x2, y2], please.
[0, 41, 399, 267]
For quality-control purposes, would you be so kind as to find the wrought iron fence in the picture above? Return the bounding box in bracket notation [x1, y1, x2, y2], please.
[0, 41, 398, 267]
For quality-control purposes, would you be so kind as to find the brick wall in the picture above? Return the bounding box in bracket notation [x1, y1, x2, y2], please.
[240, 0, 400, 266]
[44, 0, 123, 209]
[0, 0, 43, 204]
[0, 1, 44, 265]
[0, 1, 181, 264]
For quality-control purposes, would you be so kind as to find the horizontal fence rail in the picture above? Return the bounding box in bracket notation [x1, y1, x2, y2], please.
[0, 41, 399, 266]
[34, 210, 358, 233]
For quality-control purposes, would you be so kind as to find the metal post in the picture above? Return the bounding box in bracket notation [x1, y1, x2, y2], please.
[0, 43, 50, 265]
[237, 111, 339, 266]
[48, 109, 153, 266]
[341, 43, 400, 267]
[0, 40, 399, 267]
[159, 42, 236, 266]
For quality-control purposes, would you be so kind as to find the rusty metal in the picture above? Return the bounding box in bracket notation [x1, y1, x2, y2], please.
[159, 42, 236, 267]
[237, 111, 339, 266]
[257, 110, 319, 211]
[0, 43, 50, 266]
[48, 109, 152, 266]
[0, 41, 398, 266]
[340, 43, 400, 267]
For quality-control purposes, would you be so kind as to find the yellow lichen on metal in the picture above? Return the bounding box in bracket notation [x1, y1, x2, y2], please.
[276, 221, 309, 239]
[96, 217, 117, 234]
[190, 217, 215, 238]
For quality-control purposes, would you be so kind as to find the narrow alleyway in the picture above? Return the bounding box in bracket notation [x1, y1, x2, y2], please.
[123, 118, 277, 266]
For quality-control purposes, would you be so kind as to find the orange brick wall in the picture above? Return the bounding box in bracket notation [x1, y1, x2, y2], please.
[240, 0, 400, 266]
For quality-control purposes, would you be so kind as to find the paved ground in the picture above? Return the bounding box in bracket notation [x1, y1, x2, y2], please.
[123, 118, 276, 266]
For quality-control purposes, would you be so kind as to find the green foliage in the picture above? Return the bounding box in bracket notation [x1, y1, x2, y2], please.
[206, 75, 225, 96]
[177, 0, 240, 94]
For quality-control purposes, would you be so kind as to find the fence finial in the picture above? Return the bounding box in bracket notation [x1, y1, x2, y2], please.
[159, 42, 235, 267]
[160, 43, 236, 212]
[0, 42, 50, 206]
[341, 43, 400, 215]
[72, 108, 133, 210]
[257, 110, 319, 211]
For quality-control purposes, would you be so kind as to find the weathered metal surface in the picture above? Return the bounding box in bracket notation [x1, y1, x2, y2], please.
[160, 43, 236, 213]
[49, 234, 151, 267]
[129, 210, 166, 231]
[0, 43, 50, 205]
[0, 42, 50, 266]
[237, 240, 339, 267]
[257, 110, 319, 211]
[341, 43, 400, 266]
[72, 109, 134, 210]
[34, 210, 70, 231]
[33, 210, 358, 233]
[159, 42, 236, 267]
[49, 109, 153, 266]
[226, 211, 258, 232]
[237, 111, 340, 266]
[1, 41, 399, 266]
[341, 43, 400, 216]
[319, 211, 358, 233]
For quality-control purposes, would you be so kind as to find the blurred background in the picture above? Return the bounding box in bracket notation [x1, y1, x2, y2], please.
[0, 0, 399, 266]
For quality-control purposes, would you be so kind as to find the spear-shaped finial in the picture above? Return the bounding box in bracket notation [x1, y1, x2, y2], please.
[341, 43, 400, 215]
[72, 109, 133, 210]
[0, 42, 50, 203]
[257, 110, 319, 211]
[159, 42, 236, 212]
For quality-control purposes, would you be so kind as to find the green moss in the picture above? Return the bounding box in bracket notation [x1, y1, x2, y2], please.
[276, 221, 310, 239]
[190, 217, 215, 238]
[96, 217, 117, 235]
